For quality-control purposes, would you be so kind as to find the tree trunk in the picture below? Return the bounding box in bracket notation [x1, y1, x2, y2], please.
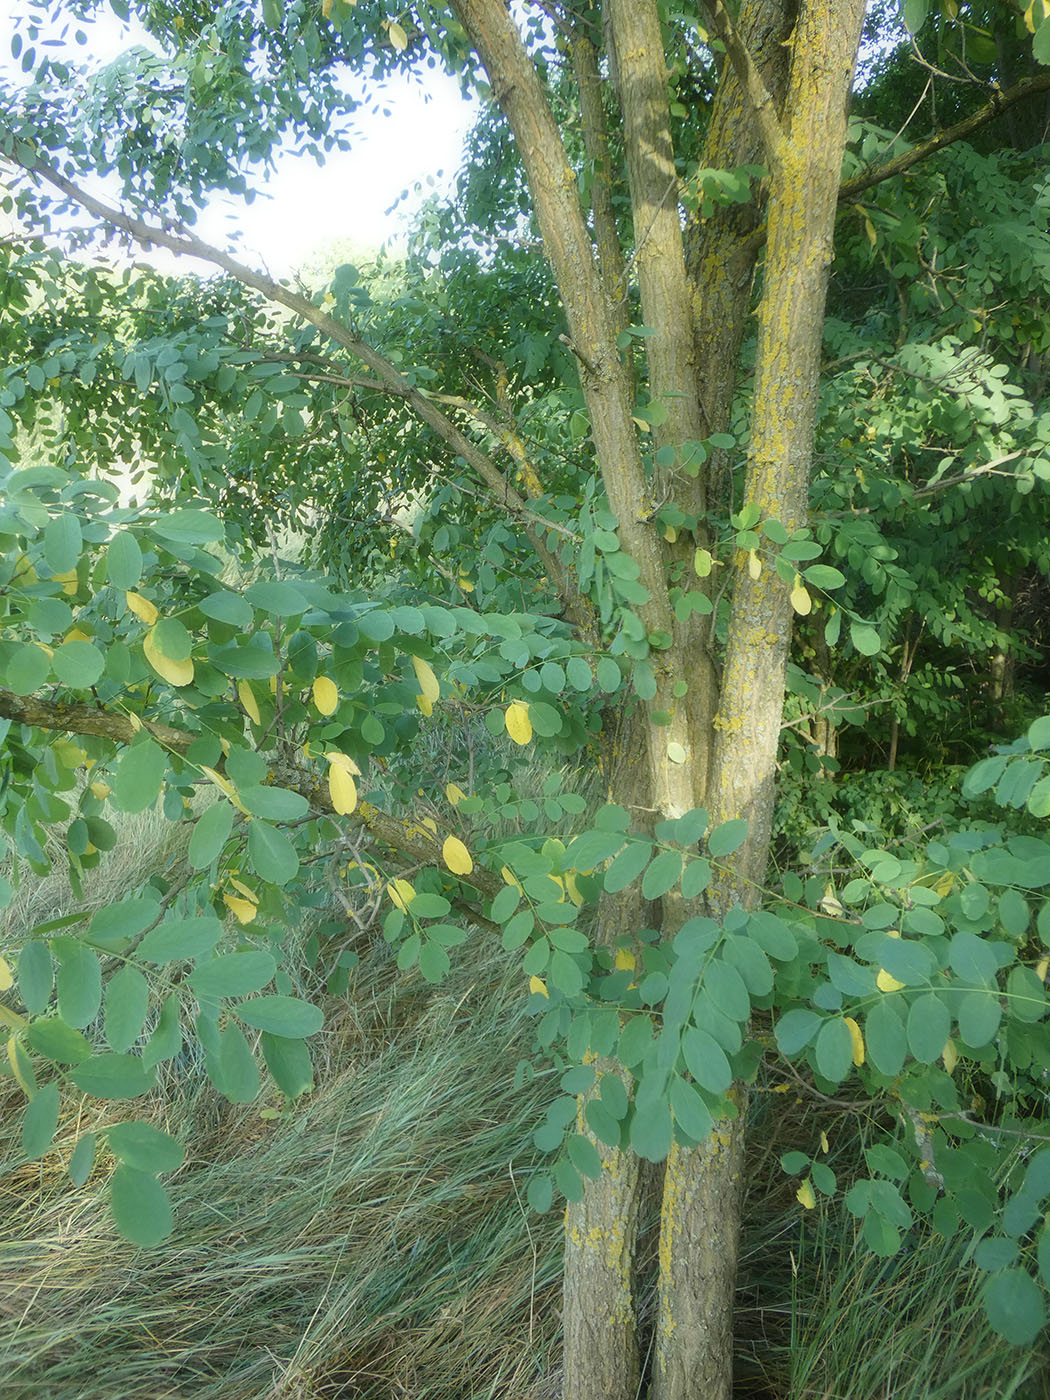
[653, 6, 867, 1397]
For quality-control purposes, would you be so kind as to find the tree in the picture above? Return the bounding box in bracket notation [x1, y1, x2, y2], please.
[3, 2, 1050, 1395]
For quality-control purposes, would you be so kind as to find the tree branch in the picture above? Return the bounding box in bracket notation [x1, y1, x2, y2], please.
[839, 70, 1050, 202]
[0, 687, 507, 900]
[1, 146, 589, 624]
[700, 0, 785, 161]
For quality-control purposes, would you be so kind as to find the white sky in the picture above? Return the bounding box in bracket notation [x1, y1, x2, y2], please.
[1, 4, 476, 276]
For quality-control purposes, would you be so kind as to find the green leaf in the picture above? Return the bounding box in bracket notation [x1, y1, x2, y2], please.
[53, 640, 104, 687]
[566, 1133, 602, 1179]
[680, 856, 712, 899]
[681, 1025, 732, 1094]
[604, 840, 653, 894]
[815, 1017, 854, 1083]
[107, 532, 143, 589]
[71, 1054, 156, 1099]
[1028, 775, 1050, 818]
[642, 849, 683, 900]
[245, 580, 309, 615]
[948, 931, 1000, 985]
[137, 916, 224, 964]
[618, 1014, 653, 1068]
[235, 995, 324, 1037]
[104, 964, 149, 1052]
[1034, 15, 1050, 65]
[188, 802, 235, 871]
[527, 1174, 554, 1213]
[188, 952, 277, 999]
[669, 1076, 713, 1143]
[906, 993, 951, 1064]
[69, 1132, 97, 1186]
[705, 960, 750, 1023]
[18, 941, 53, 1014]
[53, 937, 102, 1028]
[419, 940, 451, 982]
[775, 1009, 822, 1055]
[901, 0, 928, 36]
[110, 1165, 174, 1247]
[87, 897, 161, 951]
[107, 1121, 185, 1173]
[151, 507, 224, 545]
[707, 819, 748, 858]
[44, 512, 82, 573]
[111, 738, 166, 814]
[238, 786, 309, 822]
[261, 1033, 314, 1098]
[630, 1100, 673, 1162]
[199, 590, 254, 626]
[803, 564, 846, 590]
[983, 1268, 1046, 1345]
[958, 989, 1002, 1048]
[595, 656, 621, 694]
[26, 1017, 92, 1064]
[247, 819, 299, 886]
[215, 1022, 261, 1102]
[22, 1083, 61, 1159]
[6, 642, 52, 693]
[850, 621, 881, 656]
[865, 1000, 907, 1076]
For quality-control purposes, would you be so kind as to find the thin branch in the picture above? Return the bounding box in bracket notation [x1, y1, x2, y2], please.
[839, 69, 1050, 202]
[2, 146, 589, 621]
[0, 686, 507, 900]
[700, 0, 785, 161]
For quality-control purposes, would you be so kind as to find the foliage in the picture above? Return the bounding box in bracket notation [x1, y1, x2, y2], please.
[2, 0, 1050, 1369]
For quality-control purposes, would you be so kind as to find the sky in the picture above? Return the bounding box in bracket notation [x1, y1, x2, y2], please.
[0, 4, 477, 276]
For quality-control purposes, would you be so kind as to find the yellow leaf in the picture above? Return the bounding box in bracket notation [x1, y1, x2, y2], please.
[443, 835, 473, 876]
[666, 741, 687, 765]
[942, 1038, 958, 1075]
[52, 740, 87, 768]
[412, 655, 440, 704]
[790, 576, 812, 616]
[457, 572, 474, 593]
[201, 766, 249, 815]
[322, 0, 333, 15]
[269, 675, 278, 694]
[125, 591, 158, 625]
[329, 764, 358, 815]
[820, 1131, 830, 1155]
[862, 209, 877, 247]
[7, 1035, 35, 1094]
[505, 702, 533, 746]
[63, 628, 92, 643]
[876, 968, 906, 993]
[223, 893, 258, 925]
[0, 957, 12, 992]
[844, 1015, 865, 1066]
[747, 549, 762, 580]
[416, 693, 433, 717]
[144, 628, 194, 687]
[501, 865, 523, 893]
[446, 782, 468, 806]
[663, 524, 678, 543]
[326, 750, 361, 775]
[796, 1179, 816, 1210]
[387, 878, 416, 913]
[632, 415, 651, 434]
[53, 569, 78, 596]
[564, 871, 584, 906]
[934, 871, 954, 896]
[0, 1003, 28, 1031]
[237, 680, 261, 725]
[313, 676, 339, 716]
[1037, 958, 1049, 982]
[228, 877, 259, 904]
[529, 976, 549, 999]
[422, 816, 438, 834]
[90, 780, 110, 800]
[694, 547, 714, 578]
[614, 948, 636, 972]
[387, 18, 408, 49]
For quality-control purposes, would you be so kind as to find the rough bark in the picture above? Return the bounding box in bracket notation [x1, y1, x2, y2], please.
[654, 6, 867, 1398]
[609, 0, 719, 811]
